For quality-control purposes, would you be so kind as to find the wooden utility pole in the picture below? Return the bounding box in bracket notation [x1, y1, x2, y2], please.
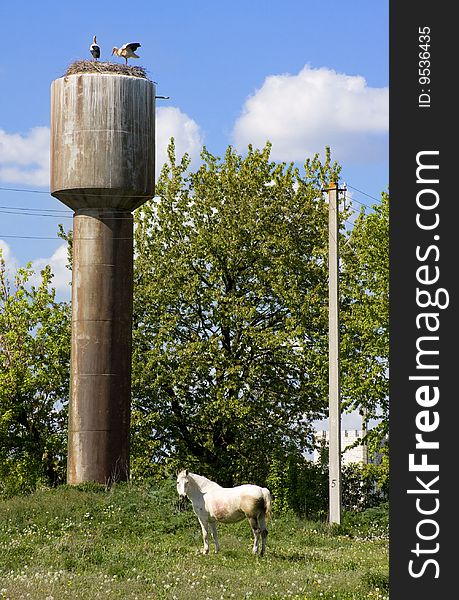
[327, 181, 342, 524]
[361, 408, 369, 464]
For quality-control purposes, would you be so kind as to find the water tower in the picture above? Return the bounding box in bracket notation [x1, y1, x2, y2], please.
[50, 65, 155, 484]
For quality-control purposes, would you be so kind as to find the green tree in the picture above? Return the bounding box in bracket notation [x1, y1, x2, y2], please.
[132, 142, 340, 484]
[341, 193, 389, 450]
[0, 255, 70, 497]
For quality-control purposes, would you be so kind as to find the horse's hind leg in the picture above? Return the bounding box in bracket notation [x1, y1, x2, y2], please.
[258, 513, 268, 557]
[248, 517, 260, 554]
[209, 521, 220, 553]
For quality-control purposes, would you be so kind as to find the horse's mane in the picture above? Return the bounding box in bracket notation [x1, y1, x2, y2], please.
[189, 472, 221, 493]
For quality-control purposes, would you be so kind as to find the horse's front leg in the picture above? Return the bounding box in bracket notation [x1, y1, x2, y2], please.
[209, 521, 220, 553]
[198, 517, 210, 554]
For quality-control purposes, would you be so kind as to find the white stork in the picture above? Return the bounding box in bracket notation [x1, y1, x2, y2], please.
[111, 42, 141, 65]
[89, 35, 100, 60]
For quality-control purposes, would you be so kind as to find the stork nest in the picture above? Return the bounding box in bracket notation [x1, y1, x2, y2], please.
[64, 60, 149, 79]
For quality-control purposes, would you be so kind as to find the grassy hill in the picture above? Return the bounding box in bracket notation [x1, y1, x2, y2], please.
[0, 481, 388, 599]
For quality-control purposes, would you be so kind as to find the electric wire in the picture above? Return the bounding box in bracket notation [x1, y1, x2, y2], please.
[0, 186, 49, 194]
[346, 184, 383, 204]
[0, 182, 384, 239]
[0, 204, 69, 213]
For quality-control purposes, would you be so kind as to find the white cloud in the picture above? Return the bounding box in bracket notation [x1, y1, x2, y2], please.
[30, 244, 71, 297]
[155, 107, 204, 176]
[0, 127, 50, 186]
[0, 239, 19, 275]
[232, 65, 388, 165]
[0, 240, 70, 300]
[0, 109, 203, 188]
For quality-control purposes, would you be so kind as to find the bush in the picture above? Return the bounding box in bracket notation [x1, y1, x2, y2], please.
[342, 463, 388, 511]
[267, 455, 328, 519]
[267, 454, 388, 519]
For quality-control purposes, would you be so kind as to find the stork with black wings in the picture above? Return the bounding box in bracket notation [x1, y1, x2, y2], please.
[90, 35, 100, 60]
[112, 42, 141, 65]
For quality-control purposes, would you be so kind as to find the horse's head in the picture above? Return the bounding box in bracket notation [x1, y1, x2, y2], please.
[176, 469, 189, 498]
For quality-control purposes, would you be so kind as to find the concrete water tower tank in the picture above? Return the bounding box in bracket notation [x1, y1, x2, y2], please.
[50, 65, 155, 484]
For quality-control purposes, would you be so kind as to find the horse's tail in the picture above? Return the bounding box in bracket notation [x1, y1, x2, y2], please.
[262, 487, 272, 521]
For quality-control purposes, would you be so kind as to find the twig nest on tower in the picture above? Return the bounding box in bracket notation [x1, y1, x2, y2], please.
[64, 60, 149, 80]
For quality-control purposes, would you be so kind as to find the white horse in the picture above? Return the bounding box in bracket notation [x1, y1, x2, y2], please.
[176, 470, 272, 556]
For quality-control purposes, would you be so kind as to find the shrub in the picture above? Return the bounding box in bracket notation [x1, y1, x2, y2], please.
[267, 454, 388, 518]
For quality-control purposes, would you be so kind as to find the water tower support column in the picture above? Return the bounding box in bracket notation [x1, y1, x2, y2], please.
[68, 209, 133, 484]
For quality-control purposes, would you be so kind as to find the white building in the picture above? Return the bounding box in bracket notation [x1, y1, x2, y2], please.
[313, 429, 368, 465]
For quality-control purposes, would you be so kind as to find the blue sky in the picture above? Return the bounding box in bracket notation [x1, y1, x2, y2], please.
[0, 0, 388, 294]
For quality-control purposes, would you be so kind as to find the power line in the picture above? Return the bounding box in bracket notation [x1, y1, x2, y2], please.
[1, 182, 385, 204]
[0, 185, 155, 200]
[0, 181, 384, 230]
[350, 197, 377, 210]
[0, 209, 136, 220]
[0, 204, 70, 214]
[346, 184, 383, 204]
[0, 235, 134, 240]
[0, 209, 72, 218]
[0, 234, 61, 240]
[0, 186, 49, 194]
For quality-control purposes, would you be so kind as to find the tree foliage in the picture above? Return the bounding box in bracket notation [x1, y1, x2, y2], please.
[132, 142, 341, 484]
[341, 193, 389, 450]
[0, 144, 389, 500]
[0, 255, 70, 497]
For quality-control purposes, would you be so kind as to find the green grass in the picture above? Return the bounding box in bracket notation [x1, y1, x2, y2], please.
[0, 481, 388, 599]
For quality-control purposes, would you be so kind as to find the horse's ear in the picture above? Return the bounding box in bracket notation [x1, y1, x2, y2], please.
[185, 469, 188, 476]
